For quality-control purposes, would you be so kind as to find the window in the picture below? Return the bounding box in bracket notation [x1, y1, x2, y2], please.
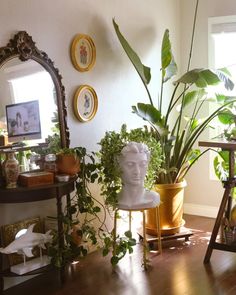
[208, 16, 236, 180]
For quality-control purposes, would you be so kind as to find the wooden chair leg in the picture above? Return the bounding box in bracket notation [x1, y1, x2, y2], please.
[155, 205, 162, 254]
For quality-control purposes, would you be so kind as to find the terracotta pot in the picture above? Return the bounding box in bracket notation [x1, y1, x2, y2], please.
[56, 154, 80, 176]
[146, 180, 186, 236]
[71, 225, 82, 246]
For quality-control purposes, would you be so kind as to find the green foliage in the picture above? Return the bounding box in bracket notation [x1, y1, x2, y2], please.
[48, 145, 138, 267]
[213, 150, 236, 199]
[48, 147, 104, 267]
[97, 124, 163, 209]
[113, 19, 235, 184]
[102, 230, 136, 267]
[213, 100, 236, 198]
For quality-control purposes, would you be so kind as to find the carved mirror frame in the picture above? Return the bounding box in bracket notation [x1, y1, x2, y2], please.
[0, 31, 70, 148]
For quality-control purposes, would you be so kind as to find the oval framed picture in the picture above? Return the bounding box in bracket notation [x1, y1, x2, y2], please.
[73, 85, 98, 122]
[70, 34, 96, 72]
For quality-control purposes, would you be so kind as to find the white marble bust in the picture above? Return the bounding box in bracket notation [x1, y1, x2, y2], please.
[117, 142, 160, 210]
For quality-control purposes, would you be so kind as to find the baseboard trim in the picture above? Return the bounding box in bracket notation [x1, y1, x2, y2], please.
[184, 203, 218, 218]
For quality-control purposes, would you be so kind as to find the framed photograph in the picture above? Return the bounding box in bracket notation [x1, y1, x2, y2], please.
[73, 85, 98, 122]
[70, 34, 96, 72]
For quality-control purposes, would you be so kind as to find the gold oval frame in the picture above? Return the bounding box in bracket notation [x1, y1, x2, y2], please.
[70, 34, 96, 72]
[73, 85, 98, 122]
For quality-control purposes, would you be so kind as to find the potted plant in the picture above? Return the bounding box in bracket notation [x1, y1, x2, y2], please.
[56, 147, 81, 176]
[112, 1, 235, 235]
[97, 124, 162, 265]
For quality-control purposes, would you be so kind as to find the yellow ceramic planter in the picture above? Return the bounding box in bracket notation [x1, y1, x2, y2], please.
[146, 180, 187, 236]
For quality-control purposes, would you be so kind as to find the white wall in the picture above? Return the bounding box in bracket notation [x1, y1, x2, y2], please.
[180, 0, 236, 217]
[0, 0, 181, 289]
[0, 1, 180, 233]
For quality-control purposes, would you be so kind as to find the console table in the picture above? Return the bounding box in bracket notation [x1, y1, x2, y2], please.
[199, 140, 236, 263]
[0, 178, 76, 293]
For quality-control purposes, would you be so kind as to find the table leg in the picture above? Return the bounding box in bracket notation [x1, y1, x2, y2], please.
[204, 185, 231, 263]
[0, 277, 3, 294]
[56, 188, 65, 283]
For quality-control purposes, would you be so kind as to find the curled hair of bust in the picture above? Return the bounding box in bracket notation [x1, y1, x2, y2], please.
[120, 141, 150, 161]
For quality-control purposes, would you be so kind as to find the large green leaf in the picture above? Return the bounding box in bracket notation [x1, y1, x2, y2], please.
[161, 29, 177, 82]
[132, 103, 163, 124]
[176, 69, 220, 87]
[113, 19, 151, 85]
[176, 68, 234, 90]
[182, 91, 198, 108]
[217, 109, 235, 125]
[132, 103, 167, 136]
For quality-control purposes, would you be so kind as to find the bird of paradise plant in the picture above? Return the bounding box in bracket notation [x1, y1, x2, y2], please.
[113, 0, 235, 184]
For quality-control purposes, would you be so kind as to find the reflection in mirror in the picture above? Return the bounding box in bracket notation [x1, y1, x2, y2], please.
[0, 59, 58, 145]
[0, 31, 70, 149]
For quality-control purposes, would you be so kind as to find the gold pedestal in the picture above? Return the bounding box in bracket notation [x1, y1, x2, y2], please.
[113, 206, 162, 269]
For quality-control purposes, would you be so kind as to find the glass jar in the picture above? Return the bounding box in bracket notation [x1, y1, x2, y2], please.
[44, 153, 57, 174]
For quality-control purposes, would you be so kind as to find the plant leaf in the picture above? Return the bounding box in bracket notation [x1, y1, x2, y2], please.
[113, 19, 151, 85]
[132, 103, 164, 126]
[176, 68, 234, 90]
[176, 69, 219, 87]
[215, 68, 234, 91]
[161, 29, 177, 82]
[217, 109, 235, 125]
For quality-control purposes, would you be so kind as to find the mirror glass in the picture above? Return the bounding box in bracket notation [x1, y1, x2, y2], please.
[0, 58, 58, 145]
[0, 31, 70, 149]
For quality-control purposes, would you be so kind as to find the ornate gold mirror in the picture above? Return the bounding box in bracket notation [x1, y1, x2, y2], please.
[0, 31, 69, 148]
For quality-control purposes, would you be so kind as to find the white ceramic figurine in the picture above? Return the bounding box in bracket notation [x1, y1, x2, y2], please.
[0, 223, 52, 257]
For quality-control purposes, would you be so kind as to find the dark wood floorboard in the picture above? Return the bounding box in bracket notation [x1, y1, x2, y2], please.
[3, 214, 236, 295]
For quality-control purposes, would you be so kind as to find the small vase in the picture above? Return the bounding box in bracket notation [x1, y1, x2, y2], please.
[4, 152, 19, 189]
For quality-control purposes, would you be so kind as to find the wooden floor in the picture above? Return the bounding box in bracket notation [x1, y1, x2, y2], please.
[3, 214, 236, 295]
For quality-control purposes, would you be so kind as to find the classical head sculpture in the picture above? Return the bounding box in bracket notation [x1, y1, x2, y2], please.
[117, 142, 160, 210]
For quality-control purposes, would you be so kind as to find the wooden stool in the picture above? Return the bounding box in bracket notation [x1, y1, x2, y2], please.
[113, 205, 162, 269]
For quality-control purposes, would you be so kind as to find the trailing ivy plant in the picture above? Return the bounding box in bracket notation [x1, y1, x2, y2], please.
[97, 124, 162, 266]
[48, 147, 106, 267]
[97, 124, 163, 209]
[48, 126, 162, 268]
[102, 227, 136, 267]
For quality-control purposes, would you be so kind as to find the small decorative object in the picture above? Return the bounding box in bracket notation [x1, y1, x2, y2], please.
[3, 151, 19, 188]
[55, 174, 70, 182]
[73, 85, 98, 122]
[29, 153, 41, 170]
[44, 153, 57, 174]
[117, 142, 160, 210]
[19, 171, 54, 187]
[0, 223, 52, 275]
[70, 34, 96, 72]
[0, 135, 8, 146]
[224, 227, 236, 245]
[1, 217, 43, 266]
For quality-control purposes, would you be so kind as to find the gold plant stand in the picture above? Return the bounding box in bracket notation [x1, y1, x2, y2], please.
[113, 206, 162, 269]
